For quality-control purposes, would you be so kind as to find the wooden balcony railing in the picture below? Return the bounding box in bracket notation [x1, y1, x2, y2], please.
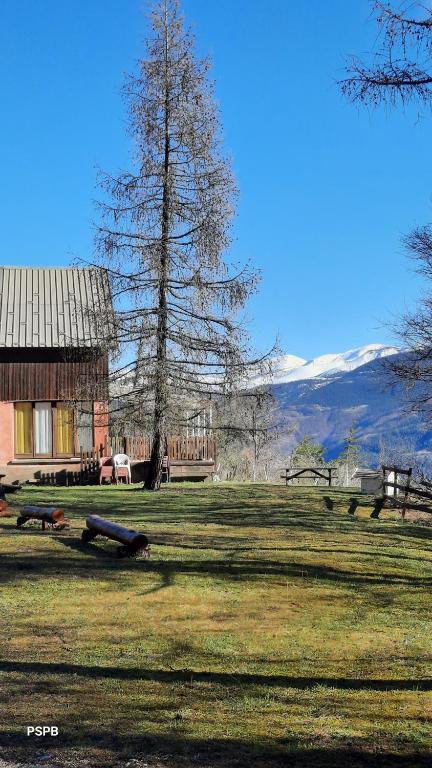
[89, 434, 215, 463]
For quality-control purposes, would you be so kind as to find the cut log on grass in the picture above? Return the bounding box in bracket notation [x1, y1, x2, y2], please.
[0, 500, 11, 517]
[16, 506, 69, 530]
[0, 482, 22, 496]
[82, 515, 150, 558]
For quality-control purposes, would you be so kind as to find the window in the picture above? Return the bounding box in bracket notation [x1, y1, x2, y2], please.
[76, 403, 93, 453]
[15, 403, 33, 456]
[56, 404, 74, 456]
[34, 403, 52, 455]
[14, 402, 80, 458]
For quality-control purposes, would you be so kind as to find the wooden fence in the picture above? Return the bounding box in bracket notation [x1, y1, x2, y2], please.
[79, 435, 215, 483]
[107, 435, 215, 462]
[167, 436, 215, 461]
[37, 435, 215, 486]
[372, 465, 432, 519]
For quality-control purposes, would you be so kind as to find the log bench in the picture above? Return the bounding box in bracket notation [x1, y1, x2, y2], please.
[82, 515, 150, 558]
[16, 506, 69, 530]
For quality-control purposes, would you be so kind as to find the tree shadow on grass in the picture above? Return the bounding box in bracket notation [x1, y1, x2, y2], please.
[0, 657, 431, 691]
[10, 486, 432, 546]
[1, 543, 432, 589]
[0, 727, 430, 768]
[57, 534, 122, 560]
[139, 533, 432, 565]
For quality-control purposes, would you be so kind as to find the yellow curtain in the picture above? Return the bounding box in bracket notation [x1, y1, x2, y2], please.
[56, 405, 74, 454]
[15, 403, 33, 455]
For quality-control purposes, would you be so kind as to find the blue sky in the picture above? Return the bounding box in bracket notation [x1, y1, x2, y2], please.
[1, 0, 431, 359]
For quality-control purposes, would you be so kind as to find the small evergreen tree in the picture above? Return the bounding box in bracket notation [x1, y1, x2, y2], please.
[337, 422, 363, 486]
[292, 435, 325, 467]
[338, 423, 362, 466]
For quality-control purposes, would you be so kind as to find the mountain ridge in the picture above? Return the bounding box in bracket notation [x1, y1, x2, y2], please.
[270, 348, 432, 464]
[271, 343, 400, 385]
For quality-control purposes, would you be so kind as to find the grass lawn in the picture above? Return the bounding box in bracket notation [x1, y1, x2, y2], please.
[0, 483, 431, 767]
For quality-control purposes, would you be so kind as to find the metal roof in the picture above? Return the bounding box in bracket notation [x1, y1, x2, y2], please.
[0, 267, 111, 348]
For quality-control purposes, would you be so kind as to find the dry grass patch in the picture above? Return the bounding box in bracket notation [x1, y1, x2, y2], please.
[0, 483, 431, 767]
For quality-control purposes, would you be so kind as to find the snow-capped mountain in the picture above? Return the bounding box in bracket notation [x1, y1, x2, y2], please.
[271, 343, 400, 385]
[271, 347, 432, 464]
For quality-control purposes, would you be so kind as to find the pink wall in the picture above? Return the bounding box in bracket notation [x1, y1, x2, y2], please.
[0, 402, 15, 464]
[94, 401, 109, 450]
[0, 400, 109, 467]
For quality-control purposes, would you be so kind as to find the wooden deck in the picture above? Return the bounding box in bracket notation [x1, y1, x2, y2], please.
[79, 435, 216, 484]
[166, 459, 214, 480]
[111, 435, 215, 463]
[1, 436, 215, 486]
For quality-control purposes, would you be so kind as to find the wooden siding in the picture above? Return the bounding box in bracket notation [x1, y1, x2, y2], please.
[0, 356, 108, 401]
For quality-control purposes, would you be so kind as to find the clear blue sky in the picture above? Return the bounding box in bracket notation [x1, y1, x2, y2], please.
[1, 0, 431, 359]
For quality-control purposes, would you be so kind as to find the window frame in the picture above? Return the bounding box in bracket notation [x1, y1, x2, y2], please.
[33, 402, 53, 458]
[14, 402, 34, 459]
[53, 403, 77, 458]
[14, 401, 81, 459]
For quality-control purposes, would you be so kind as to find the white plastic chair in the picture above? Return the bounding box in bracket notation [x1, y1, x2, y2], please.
[113, 453, 131, 484]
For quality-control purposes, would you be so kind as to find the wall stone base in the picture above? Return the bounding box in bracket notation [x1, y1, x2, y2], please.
[0, 462, 81, 485]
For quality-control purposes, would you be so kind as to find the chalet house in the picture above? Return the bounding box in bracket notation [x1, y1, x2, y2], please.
[0, 266, 110, 484]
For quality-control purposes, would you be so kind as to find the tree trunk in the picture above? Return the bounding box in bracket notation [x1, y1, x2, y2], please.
[146, 249, 168, 490]
[252, 409, 257, 482]
[145, 18, 170, 491]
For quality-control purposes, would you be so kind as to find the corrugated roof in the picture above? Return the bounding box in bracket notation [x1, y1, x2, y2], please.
[0, 267, 111, 348]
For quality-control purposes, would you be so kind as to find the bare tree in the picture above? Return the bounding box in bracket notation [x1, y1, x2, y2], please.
[340, 1, 432, 451]
[215, 388, 285, 482]
[386, 228, 432, 414]
[379, 432, 417, 467]
[341, 1, 432, 108]
[93, 0, 269, 489]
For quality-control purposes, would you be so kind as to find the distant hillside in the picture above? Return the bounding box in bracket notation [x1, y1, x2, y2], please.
[271, 351, 432, 464]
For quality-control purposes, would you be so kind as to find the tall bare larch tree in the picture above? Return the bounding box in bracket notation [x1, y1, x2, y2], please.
[94, 0, 266, 489]
[341, 1, 432, 108]
[340, 1, 432, 423]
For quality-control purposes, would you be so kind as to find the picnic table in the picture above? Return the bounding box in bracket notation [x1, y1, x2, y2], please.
[281, 466, 337, 487]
